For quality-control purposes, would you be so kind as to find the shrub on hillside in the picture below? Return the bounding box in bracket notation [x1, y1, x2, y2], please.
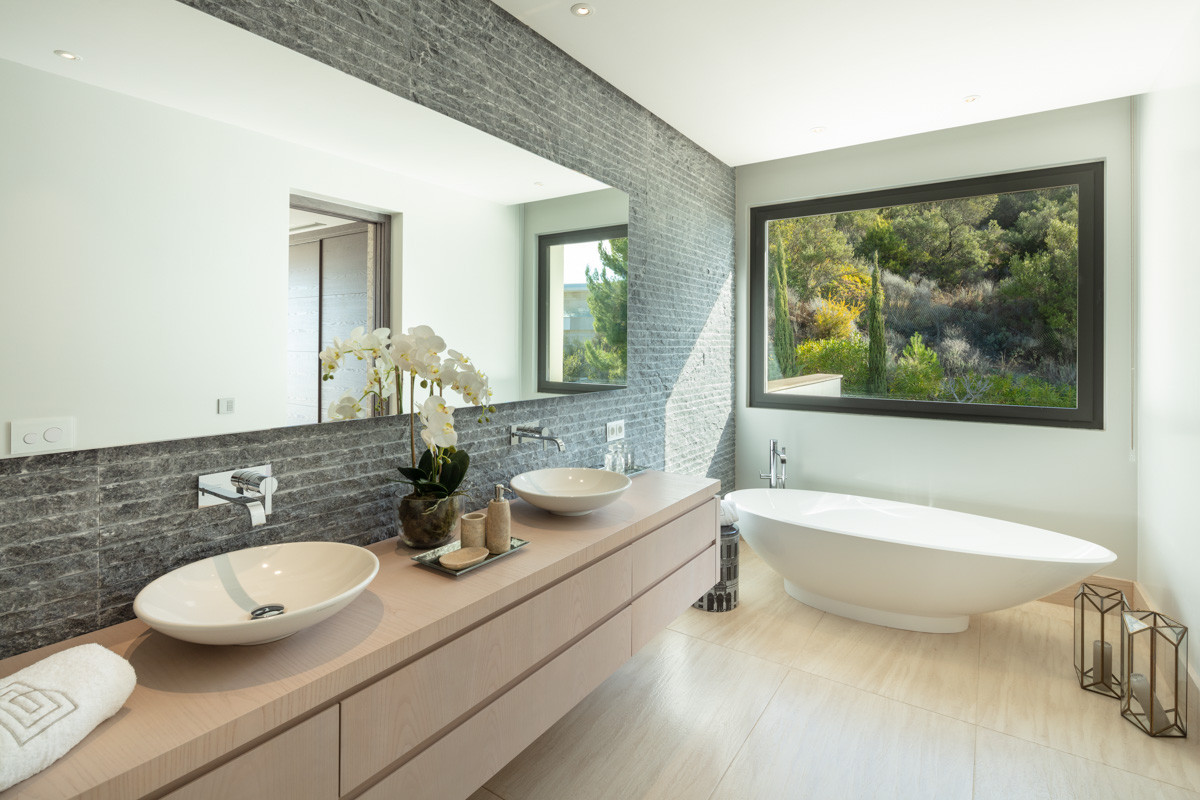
[812, 297, 863, 341]
[981, 373, 1076, 408]
[795, 337, 869, 394]
[890, 333, 943, 400]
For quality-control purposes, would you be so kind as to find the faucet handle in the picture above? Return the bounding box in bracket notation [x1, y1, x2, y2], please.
[231, 469, 276, 493]
[230, 469, 277, 514]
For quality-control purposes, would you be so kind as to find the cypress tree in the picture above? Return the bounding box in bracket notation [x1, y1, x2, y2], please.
[771, 231, 798, 377]
[867, 257, 888, 394]
[583, 236, 628, 383]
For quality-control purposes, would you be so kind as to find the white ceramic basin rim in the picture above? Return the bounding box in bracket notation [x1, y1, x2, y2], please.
[510, 467, 632, 515]
[133, 541, 379, 646]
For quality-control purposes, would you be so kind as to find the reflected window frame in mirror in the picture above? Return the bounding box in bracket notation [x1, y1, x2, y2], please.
[537, 224, 629, 394]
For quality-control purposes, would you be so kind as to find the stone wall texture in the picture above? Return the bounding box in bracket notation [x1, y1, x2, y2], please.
[0, 0, 735, 659]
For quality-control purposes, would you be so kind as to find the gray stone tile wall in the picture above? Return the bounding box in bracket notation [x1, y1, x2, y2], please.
[0, 0, 735, 659]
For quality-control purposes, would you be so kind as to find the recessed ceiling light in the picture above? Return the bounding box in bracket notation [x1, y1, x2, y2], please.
[811, 126, 827, 134]
[570, 3, 593, 16]
[963, 94, 981, 104]
[53, 50, 81, 61]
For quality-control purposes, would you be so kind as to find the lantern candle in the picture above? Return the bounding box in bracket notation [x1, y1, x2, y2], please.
[1093, 640, 1112, 685]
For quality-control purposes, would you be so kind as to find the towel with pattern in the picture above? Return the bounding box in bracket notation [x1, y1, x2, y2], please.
[0, 643, 136, 792]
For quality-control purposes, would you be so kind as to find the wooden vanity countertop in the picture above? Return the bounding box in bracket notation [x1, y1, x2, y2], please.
[0, 470, 720, 800]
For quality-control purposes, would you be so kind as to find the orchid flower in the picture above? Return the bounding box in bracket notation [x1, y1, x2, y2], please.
[419, 395, 458, 450]
[322, 323, 497, 492]
[327, 392, 366, 421]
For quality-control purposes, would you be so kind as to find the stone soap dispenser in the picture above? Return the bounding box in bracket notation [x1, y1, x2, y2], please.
[486, 484, 511, 554]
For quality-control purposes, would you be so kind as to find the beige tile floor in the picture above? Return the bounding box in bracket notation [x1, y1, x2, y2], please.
[477, 543, 1200, 800]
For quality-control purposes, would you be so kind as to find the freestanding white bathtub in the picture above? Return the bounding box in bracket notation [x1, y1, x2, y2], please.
[726, 488, 1117, 633]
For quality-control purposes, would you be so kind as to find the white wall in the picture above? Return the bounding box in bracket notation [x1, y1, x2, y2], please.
[735, 100, 1138, 576]
[1134, 9, 1200, 647]
[0, 59, 519, 455]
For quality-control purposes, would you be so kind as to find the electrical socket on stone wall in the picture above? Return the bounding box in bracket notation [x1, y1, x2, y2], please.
[606, 420, 625, 441]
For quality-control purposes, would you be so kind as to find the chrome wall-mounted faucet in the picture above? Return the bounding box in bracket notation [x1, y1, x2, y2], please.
[509, 423, 566, 452]
[199, 465, 278, 527]
[759, 439, 787, 489]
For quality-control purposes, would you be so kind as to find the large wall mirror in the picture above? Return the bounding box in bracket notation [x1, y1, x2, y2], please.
[0, 0, 629, 458]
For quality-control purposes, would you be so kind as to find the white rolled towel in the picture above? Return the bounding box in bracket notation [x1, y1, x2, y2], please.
[719, 498, 739, 526]
[0, 643, 136, 792]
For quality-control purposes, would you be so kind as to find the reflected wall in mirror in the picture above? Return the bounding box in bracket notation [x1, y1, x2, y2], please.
[0, 0, 628, 458]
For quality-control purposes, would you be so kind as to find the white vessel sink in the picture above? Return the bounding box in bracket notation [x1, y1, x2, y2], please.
[133, 541, 379, 646]
[510, 468, 632, 516]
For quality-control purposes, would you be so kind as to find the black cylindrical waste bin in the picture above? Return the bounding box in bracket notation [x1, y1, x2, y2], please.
[693, 523, 739, 612]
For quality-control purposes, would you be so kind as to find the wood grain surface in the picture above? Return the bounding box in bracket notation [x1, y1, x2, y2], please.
[357, 609, 633, 800]
[0, 470, 719, 800]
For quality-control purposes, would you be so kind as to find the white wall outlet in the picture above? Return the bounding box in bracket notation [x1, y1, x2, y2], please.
[9, 417, 76, 456]
[217, 397, 236, 415]
[606, 420, 625, 441]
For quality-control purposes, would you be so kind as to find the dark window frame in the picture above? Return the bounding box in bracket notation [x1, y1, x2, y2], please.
[537, 224, 629, 394]
[748, 162, 1104, 429]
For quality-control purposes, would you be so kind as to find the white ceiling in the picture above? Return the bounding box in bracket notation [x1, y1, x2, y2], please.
[0, 0, 606, 205]
[491, 0, 1200, 166]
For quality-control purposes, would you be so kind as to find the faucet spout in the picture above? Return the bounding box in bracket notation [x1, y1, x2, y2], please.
[199, 482, 270, 526]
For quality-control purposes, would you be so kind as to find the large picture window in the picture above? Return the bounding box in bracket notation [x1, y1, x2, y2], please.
[749, 162, 1103, 427]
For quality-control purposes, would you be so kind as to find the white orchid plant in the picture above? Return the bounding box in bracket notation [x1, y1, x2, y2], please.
[320, 325, 494, 499]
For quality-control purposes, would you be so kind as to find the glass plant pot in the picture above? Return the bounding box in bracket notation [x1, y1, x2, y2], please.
[395, 491, 464, 549]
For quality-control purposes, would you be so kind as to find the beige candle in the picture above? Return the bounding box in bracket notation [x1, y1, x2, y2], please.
[1130, 672, 1168, 733]
[1093, 640, 1112, 686]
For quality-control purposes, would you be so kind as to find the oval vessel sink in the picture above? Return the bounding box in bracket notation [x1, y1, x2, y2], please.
[510, 468, 632, 516]
[134, 541, 379, 646]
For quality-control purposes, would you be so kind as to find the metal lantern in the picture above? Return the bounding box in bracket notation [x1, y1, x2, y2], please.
[1074, 583, 1129, 698]
[1121, 610, 1188, 737]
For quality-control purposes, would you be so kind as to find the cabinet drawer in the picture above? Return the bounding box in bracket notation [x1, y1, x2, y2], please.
[360, 608, 633, 800]
[632, 544, 718, 653]
[630, 498, 718, 596]
[163, 706, 338, 800]
[340, 546, 632, 792]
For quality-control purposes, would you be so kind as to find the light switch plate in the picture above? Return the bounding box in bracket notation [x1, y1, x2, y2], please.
[10, 417, 76, 455]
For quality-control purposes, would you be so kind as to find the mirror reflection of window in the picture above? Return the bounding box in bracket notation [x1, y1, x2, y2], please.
[287, 198, 392, 424]
[538, 225, 628, 393]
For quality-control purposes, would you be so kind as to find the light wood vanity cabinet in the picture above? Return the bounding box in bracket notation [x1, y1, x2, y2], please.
[0, 472, 720, 800]
[161, 707, 340, 800]
[338, 547, 634, 792]
[630, 500, 719, 595]
[358, 609, 634, 800]
[341, 497, 719, 799]
[632, 545, 717, 653]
